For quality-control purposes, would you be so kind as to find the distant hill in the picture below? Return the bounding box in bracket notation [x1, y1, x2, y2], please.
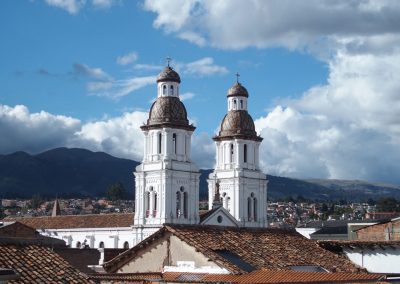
[1, 148, 400, 202]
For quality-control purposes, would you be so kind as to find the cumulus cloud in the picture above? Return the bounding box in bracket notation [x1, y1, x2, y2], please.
[183, 57, 228, 76]
[44, 0, 118, 14]
[143, 0, 400, 52]
[116, 52, 138, 66]
[0, 104, 215, 167]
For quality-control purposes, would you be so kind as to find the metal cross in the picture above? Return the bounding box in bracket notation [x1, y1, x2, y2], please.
[235, 72, 240, 83]
[166, 56, 172, 67]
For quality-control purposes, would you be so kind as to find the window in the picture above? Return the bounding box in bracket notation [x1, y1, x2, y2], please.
[183, 191, 188, 218]
[153, 192, 158, 217]
[162, 85, 166, 95]
[176, 191, 181, 218]
[244, 144, 247, 163]
[76, 241, 81, 248]
[247, 197, 252, 221]
[173, 133, 177, 154]
[99, 242, 104, 248]
[233, 99, 237, 109]
[240, 100, 243, 109]
[123, 241, 129, 249]
[158, 133, 162, 154]
[230, 144, 234, 163]
[145, 191, 150, 217]
[253, 198, 257, 221]
[169, 85, 174, 95]
[217, 216, 223, 223]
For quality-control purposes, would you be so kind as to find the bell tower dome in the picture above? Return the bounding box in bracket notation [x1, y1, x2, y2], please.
[133, 61, 200, 242]
[207, 75, 268, 228]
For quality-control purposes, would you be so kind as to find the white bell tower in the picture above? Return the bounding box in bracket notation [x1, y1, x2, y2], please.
[208, 75, 268, 227]
[133, 62, 200, 241]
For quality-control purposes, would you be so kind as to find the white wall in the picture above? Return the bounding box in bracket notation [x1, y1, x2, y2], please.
[344, 248, 400, 273]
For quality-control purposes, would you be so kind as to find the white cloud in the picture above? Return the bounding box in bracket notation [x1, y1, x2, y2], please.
[45, 0, 85, 14]
[73, 63, 112, 80]
[179, 92, 195, 101]
[89, 76, 156, 99]
[116, 52, 138, 66]
[183, 57, 228, 76]
[133, 64, 163, 71]
[143, 0, 400, 52]
[44, 0, 118, 14]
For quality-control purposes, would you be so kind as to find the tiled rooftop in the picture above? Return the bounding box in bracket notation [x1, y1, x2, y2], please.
[105, 224, 362, 274]
[5, 213, 134, 229]
[0, 244, 93, 283]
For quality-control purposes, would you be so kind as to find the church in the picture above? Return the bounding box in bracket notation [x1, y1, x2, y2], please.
[9, 62, 268, 248]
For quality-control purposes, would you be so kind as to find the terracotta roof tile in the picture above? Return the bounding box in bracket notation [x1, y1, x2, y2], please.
[0, 244, 93, 283]
[5, 213, 133, 229]
[105, 224, 362, 274]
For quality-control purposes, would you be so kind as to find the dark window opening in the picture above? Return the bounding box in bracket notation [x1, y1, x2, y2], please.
[158, 133, 162, 154]
[244, 144, 247, 163]
[173, 133, 177, 154]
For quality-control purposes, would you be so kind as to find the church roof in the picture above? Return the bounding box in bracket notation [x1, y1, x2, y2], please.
[157, 66, 181, 83]
[227, 82, 249, 97]
[103, 224, 361, 274]
[0, 244, 93, 283]
[142, 96, 195, 131]
[5, 213, 133, 229]
[214, 110, 262, 141]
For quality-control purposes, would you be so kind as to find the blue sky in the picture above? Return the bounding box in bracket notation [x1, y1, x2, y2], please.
[1, 0, 400, 184]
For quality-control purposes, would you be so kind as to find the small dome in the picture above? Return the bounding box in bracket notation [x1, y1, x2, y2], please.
[227, 82, 248, 97]
[216, 110, 261, 140]
[157, 66, 181, 83]
[143, 97, 194, 130]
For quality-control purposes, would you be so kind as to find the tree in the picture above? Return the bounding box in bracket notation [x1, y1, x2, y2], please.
[106, 182, 127, 201]
[29, 194, 43, 209]
[377, 197, 399, 212]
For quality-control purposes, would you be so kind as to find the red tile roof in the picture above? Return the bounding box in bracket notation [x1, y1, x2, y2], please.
[104, 224, 362, 274]
[5, 213, 134, 229]
[0, 244, 94, 283]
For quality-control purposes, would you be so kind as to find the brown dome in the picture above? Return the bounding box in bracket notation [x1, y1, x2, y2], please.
[141, 97, 194, 131]
[214, 110, 262, 141]
[227, 83, 248, 97]
[157, 66, 181, 83]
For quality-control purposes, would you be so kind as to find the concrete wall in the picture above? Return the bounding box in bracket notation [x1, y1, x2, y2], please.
[356, 220, 400, 241]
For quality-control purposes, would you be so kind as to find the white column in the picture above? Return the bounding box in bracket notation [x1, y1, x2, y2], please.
[235, 142, 240, 169]
[164, 130, 169, 160]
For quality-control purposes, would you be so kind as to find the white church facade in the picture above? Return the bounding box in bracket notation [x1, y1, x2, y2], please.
[8, 63, 268, 248]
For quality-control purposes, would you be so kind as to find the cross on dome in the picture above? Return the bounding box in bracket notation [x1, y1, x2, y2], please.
[166, 56, 172, 67]
[235, 72, 240, 83]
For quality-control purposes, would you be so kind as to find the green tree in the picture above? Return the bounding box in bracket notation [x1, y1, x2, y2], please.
[377, 197, 399, 212]
[106, 182, 127, 201]
[29, 194, 43, 209]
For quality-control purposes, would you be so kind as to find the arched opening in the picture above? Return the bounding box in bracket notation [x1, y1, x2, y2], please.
[158, 133, 162, 154]
[233, 99, 237, 110]
[244, 144, 247, 163]
[162, 85, 166, 95]
[169, 85, 174, 95]
[173, 133, 177, 154]
[230, 144, 234, 163]
[123, 241, 129, 249]
[153, 192, 157, 217]
[145, 191, 150, 217]
[183, 191, 188, 218]
[227, 197, 231, 212]
[76, 241, 81, 248]
[240, 100, 243, 109]
[253, 198, 258, 222]
[176, 191, 181, 218]
[247, 197, 252, 221]
[99, 241, 104, 248]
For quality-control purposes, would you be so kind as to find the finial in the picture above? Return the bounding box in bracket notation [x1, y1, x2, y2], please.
[235, 72, 240, 83]
[166, 56, 172, 67]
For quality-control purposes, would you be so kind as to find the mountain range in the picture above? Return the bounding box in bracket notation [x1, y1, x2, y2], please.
[1, 147, 400, 202]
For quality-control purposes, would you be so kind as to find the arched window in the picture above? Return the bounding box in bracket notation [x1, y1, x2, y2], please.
[183, 191, 188, 218]
[247, 197, 252, 221]
[153, 192, 158, 217]
[145, 191, 150, 217]
[99, 241, 104, 248]
[244, 144, 247, 163]
[233, 99, 237, 109]
[230, 144, 234, 163]
[227, 197, 231, 212]
[176, 191, 181, 218]
[173, 133, 177, 154]
[123, 241, 129, 249]
[76, 241, 81, 248]
[158, 133, 162, 154]
[169, 85, 174, 95]
[240, 100, 243, 109]
[162, 85, 166, 95]
[253, 198, 258, 221]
